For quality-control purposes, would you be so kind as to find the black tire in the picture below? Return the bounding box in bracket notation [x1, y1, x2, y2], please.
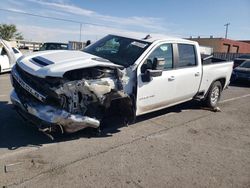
[205, 81, 222, 108]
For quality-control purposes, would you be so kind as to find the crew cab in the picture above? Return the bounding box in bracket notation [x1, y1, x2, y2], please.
[0, 39, 22, 73]
[10, 34, 233, 135]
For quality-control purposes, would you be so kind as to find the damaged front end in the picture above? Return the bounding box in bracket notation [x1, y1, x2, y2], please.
[11, 64, 134, 136]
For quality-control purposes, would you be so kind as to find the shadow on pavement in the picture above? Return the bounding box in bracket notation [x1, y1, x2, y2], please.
[0, 99, 203, 150]
[0, 101, 50, 150]
[136, 100, 202, 122]
[0, 72, 10, 76]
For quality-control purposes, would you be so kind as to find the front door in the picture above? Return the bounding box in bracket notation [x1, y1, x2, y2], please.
[136, 43, 177, 115]
[0, 45, 10, 71]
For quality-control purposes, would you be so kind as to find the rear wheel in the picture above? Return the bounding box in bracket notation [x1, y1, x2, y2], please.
[205, 81, 222, 108]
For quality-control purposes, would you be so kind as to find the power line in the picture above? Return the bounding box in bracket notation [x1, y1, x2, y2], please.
[0, 8, 109, 27]
[0, 8, 115, 41]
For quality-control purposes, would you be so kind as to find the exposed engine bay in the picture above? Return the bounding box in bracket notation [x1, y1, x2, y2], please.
[11, 64, 135, 137]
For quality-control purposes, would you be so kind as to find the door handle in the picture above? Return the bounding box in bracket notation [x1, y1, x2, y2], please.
[195, 72, 200, 77]
[168, 76, 175, 81]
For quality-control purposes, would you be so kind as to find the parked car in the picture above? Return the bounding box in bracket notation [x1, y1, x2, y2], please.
[233, 55, 250, 68]
[12, 47, 23, 59]
[231, 60, 250, 82]
[38, 42, 68, 51]
[10, 34, 233, 136]
[0, 39, 22, 73]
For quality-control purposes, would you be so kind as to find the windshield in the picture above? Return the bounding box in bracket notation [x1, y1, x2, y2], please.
[83, 35, 151, 67]
[239, 60, 250, 68]
[40, 43, 68, 51]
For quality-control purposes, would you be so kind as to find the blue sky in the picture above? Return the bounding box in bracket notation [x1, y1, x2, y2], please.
[0, 0, 249, 42]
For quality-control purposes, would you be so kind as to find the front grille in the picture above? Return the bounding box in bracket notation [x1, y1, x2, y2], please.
[13, 64, 60, 106]
[12, 73, 41, 104]
[16, 64, 47, 93]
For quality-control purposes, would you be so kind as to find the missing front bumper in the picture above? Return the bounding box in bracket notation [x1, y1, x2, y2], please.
[10, 90, 100, 133]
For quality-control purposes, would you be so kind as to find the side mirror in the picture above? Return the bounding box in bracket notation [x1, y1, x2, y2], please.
[141, 69, 163, 82]
[153, 57, 165, 70]
[141, 59, 153, 74]
[141, 58, 164, 82]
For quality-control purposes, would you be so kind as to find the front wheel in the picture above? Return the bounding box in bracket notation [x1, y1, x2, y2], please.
[205, 81, 222, 108]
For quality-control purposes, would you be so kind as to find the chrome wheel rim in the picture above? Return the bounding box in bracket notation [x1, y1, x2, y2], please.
[211, 86, 220, 105]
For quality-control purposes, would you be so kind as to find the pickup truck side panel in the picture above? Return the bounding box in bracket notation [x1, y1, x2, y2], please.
[136, 41, 233, 116]
[199, 62, 233, 93]
[136, 41, 202, 115]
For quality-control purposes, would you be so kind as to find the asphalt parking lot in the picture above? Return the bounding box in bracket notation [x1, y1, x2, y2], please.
[0, 72, 250, 188]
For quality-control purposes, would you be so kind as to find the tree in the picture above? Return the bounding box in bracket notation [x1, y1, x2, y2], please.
[0, 24, 24, 40]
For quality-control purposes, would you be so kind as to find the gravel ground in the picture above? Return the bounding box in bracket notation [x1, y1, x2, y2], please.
[0, 73, 250, 188]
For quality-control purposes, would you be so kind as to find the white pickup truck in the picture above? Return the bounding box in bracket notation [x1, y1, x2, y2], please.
[0, 39, 22, 73]
[10, 34, 233, 135]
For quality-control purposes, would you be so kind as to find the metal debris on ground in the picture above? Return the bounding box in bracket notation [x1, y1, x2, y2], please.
[201, 106, 221, 112]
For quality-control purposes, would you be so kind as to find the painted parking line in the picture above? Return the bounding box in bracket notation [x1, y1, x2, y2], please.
[220, 94, 250, 103]
[0, 77, 10, 80]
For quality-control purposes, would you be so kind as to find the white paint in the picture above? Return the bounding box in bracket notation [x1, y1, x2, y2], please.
[18, 50, 122, 78]
[220, 94, 250, 103]
[0, 39, 22, 73]
[136, 38, 233, 115]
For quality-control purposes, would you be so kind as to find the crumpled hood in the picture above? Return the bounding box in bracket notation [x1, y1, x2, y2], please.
[17, 50, 123, 78]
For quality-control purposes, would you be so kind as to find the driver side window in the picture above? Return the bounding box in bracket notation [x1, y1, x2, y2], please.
[1, 47, 7, 56]
[148, 43, 173, 70]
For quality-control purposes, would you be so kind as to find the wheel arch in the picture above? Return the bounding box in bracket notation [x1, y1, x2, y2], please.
[204, 77, 225, 99]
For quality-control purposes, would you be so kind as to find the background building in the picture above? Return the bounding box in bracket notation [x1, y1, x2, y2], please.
[189, 37, 250, 53]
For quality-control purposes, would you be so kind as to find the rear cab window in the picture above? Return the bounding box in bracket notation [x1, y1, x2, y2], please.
[177, 44, 197, 68]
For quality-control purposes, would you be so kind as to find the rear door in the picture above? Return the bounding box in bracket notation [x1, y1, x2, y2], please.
[173, 43, 201, 101]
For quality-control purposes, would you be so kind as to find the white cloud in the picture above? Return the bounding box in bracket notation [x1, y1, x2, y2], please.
[25, 0, 166, 31]
[16, 23, 174, 42]
[26, 0, 95, 16]
[17, 24, 79, 42]
[5, 8, 27, 14]
[3, 0, 180, 41]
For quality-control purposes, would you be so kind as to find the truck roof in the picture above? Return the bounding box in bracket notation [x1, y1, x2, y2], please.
[111, 33, 196, 44]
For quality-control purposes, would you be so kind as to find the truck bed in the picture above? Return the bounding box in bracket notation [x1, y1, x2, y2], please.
[199, 60, 233, 95]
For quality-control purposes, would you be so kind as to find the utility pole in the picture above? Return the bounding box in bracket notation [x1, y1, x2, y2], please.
[224, 23, 230, 39]
[79, 23, 82, 42]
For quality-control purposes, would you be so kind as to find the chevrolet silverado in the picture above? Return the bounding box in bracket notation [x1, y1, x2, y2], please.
[10, 34, 233, 136]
